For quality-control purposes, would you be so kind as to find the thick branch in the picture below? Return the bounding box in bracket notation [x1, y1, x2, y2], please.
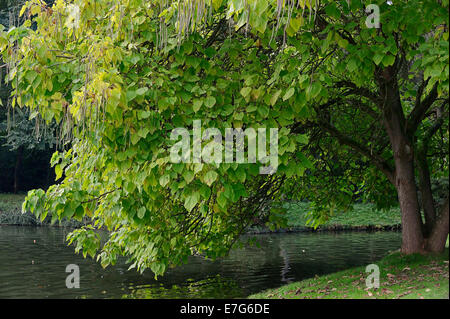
[291, 96, 393, 183]
[317, 121, 395, 184]
[407, 82, 439, 137]
[423, 101, 448, 146]
[426, 195, 449, 252]
[415, 102, 448, 234]
[416, 154, 436, 235]
[335, 81, 381, 107]
[204, 18, 227, 48]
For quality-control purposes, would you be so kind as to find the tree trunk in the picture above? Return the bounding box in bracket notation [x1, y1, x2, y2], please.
[394, 155, 425, 254]
[380, 68, 424, 254]
[13, 146, 23, 194]
[425, 196, 449, 253]
[46, 159, 52, 189]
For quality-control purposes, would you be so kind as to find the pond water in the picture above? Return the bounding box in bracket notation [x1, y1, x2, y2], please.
[0, 226, 401, 298]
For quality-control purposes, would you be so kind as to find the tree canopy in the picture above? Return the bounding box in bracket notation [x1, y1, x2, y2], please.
[0, 0, 448, 276]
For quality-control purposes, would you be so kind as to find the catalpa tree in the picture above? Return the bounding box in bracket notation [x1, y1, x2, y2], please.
[0, 0, 448, 277]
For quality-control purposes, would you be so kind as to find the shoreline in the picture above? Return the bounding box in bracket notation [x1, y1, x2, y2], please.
[0, 194, 402, 233]
[0, 210, 402, 233]
[249, 248, 449, 299]
[0, 210, 89, 228]
[246, 224, 401, 234]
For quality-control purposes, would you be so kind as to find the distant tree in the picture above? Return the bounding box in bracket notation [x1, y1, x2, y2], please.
[0, 106, 56, 192]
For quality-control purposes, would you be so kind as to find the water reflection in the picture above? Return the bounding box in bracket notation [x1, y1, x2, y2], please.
[0, 226, 401, 298]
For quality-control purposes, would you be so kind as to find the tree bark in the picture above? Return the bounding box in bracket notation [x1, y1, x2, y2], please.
[425, 196, 449, 253]
[416, 153, 436, 236]
[393, 153, 425, 254]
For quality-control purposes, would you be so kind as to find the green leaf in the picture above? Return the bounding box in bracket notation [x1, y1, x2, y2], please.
[382, 54, 396, 67]
[217, 191, 227, 208]
[240, 87, 252, 98]
[126, 90, 137, 102]
[270, 89, 282, 106]
[137, 207, 146, 219]
[199, 184, 211, 199]
[138, 127, 150, 138]
[289, 16, 303, 32]
[55, 164, 63, 180]
[204, 96, 216, 108]
[373, 53, 384, 66]
[212, 0, 223, 10]
[283, 87, 295, 101]
[138, 110, 151, 120]
[204, 170, 218, 186]
[183, 170, 194, 184]
[309, 82, 322, 99]
[25, 70, 37, 83]
[347, 59, 358, 72]
[184, 192, 200, 212]
[193, 99, 203, 112]
[296, 152, 314, 169]
[136, 87, 148, 96]
[130, 133, 140, 145]
[257, 105, 269, 118]
[236, 169, 246, 183]
[325, 3, 341, 19]
[159, 174, 170, 187]
[62, 203, 76, 220]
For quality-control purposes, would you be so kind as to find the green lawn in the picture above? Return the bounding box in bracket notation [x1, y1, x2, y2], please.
[283, 202, 401, 229]
[249, 249, 449, 299]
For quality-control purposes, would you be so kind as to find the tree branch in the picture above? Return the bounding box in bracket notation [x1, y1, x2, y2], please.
[426, 194, 449, 252]
[406, 82, 439, 137]
[415, 100, 448, 235]
[316, 120, 395, 184]
[335, 80, 381, 107]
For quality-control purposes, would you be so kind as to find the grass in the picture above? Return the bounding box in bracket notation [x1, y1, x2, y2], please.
[249, 248, 449, 299]
[0, 193, 39, 225]
[0, 193, 26, 212]
[247, 201, 401, 233]
[284, 202, 401, 229]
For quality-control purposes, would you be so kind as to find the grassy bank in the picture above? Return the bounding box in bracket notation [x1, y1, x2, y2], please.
[0, 193, 85, 227]
[249, 249, 449, 299]
[248, 201, 401, 233]
[285, 202, 401, 228]
[1, 194, 401, 230]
